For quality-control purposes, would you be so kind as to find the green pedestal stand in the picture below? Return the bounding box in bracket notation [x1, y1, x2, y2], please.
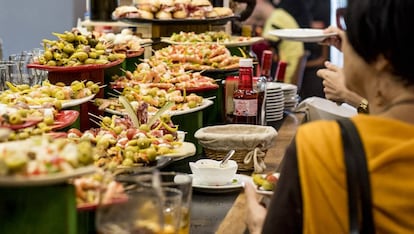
[0, 184, 77, 234]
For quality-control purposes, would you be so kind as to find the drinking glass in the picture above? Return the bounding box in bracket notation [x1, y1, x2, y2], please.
[0, 61, 13, 91]
[119, 171, 193, 234]
[97, 172, 183, 234]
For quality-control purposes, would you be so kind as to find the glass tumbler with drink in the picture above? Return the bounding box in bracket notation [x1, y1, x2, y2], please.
[96, 172, 183, 234]
[127, 171, 193, 234]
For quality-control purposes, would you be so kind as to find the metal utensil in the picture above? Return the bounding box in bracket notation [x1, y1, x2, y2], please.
[220, 149, 236, 167]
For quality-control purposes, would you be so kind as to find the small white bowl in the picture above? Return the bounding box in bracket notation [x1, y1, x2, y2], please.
[189, 159, 238, 186]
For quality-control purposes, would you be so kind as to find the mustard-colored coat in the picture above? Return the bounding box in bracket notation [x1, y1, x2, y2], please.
[297, 115, 414, 233]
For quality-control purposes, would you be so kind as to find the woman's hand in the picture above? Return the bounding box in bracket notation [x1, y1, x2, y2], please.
[320, 26, 345, 51]
[317, 61, 365, 108]
[245, 182, 267, 234]
[317, 61, 348, 104]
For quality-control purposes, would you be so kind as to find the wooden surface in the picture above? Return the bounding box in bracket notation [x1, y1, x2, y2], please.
[215, 112, 306, 234]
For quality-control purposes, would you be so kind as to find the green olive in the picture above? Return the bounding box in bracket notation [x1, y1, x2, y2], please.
[90, 84, 100, 94]
[46, 60, 57, 66]
[122, 158, 134, 167]
[137, 138, 151, 149]
[187, 100, 197, 108]
[146, 147, 157, 161]
[163, 134, 174, 142]
[43, 50, 53, 61]
[139, 124, 150, 132]
[8, 113, 22, 125]
[86, 81, 95, 87]
[72, 51, 88, 62]
[84, 58, 95, 65]
[95, 42, 105, 50]
[101, 116, 112, 126]
[54, 90, 66, 100]
[43, 116, 54, 125]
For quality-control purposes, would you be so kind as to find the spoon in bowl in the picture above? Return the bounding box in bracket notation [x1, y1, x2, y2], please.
[220, 149, 236, 168]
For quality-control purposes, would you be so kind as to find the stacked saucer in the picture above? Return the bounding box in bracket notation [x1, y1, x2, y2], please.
[265, 82, 284, 122]
[279, 83, 299, 111]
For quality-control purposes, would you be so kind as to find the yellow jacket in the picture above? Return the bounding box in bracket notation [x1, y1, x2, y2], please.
[263, 9, 305, 84]
[297, 115, 414, 233]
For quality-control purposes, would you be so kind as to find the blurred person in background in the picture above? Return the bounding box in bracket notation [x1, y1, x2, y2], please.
[277, 0, 331, 99]
[245, 0, 414, 233]
[261, 0, 305, 84]
[243, 0, 275, 64]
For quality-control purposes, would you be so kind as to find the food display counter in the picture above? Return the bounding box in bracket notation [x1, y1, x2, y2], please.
[0, 1, 299, 233]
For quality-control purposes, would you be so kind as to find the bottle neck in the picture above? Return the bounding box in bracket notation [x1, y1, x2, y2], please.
[261, 54, 272, 80]
[238, 66, 253, 90]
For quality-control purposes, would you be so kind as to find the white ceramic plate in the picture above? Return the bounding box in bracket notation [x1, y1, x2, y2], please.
[266, 82, 282, 90]
[0, 165, 97, 187]
[249, 173, 280, 196]
[163, 142, 196, 160]
[268, 29, 338, 43]
[191, 174, 249, 193]
[29, 94, 96, 109]
[104, 99, 213, 117]
[62, 94, 96, 108]
[161, 36, 264, 47]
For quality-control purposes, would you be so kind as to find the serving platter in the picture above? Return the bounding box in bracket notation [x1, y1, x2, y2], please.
[51, 110, 79, 130]
[114, 155, 173, 174]
[61, 94, 96, 109]
[163, 141, 196, 160]
[161, 36, 264, 47]
[1, 119, 42, 130]
[104, 99, 214, 117]
[77, 196, 128, 212]
[250, 173, 280, 196]
[0, 165, 97, 187]
[119, 15, 239, 25]
[267, 29, 338, 43]
[27, 59, 124, 72]
[191, 174, 249, 193]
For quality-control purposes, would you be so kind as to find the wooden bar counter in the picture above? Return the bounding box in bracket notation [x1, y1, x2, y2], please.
[192, 112, 306, 234]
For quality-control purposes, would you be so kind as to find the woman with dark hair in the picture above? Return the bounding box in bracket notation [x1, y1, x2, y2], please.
[245, 0, 414, 232]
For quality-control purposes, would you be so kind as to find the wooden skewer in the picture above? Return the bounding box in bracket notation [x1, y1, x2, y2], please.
[107, 92, 119, 97]
[89, 118, 101, 127]
[112, 89, 122, 95]
[88, 112, 103, 121]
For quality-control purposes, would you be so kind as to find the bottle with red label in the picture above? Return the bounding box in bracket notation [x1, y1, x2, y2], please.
[233, 58, 258, 124]
[274, 61, 287, 82]
[260, 50, 273, 82]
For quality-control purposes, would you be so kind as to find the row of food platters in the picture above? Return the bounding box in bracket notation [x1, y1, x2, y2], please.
[112, 0, 237, 24]
[160, 31, 264, 47]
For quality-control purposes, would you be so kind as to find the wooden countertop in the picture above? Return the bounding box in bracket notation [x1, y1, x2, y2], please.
[215, 112, 306, 234]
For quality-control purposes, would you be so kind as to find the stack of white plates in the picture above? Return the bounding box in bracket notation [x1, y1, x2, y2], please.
[279, 83, 299, 111]
[265, 82, 284, 122]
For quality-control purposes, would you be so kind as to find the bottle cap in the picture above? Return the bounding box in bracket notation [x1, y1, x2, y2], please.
[239, 58, 253, 67]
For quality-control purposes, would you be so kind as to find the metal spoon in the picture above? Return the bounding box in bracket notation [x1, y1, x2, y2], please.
[220, 149, 236, 168]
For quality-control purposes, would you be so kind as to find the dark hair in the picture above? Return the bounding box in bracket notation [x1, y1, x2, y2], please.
[345, 0, 414, 84]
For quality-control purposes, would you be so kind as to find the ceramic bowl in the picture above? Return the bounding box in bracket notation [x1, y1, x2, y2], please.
[189, 159, 238, 186]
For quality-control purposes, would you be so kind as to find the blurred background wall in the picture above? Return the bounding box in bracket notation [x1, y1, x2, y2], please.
[0, 0, 84, 58]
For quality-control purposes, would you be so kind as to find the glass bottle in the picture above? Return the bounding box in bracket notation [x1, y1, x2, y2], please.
[260, 50, 273, 82]
[233, 58, 258, 124]
[274, 61, 287, 82]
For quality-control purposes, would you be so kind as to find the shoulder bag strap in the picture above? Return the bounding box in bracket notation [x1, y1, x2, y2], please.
[337, 118, 376, 234]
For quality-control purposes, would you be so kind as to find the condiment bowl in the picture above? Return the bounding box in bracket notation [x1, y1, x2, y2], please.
[189, 159, 238, 186]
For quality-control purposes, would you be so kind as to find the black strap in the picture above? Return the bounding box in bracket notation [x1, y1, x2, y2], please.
[337, 119, 376, 234]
